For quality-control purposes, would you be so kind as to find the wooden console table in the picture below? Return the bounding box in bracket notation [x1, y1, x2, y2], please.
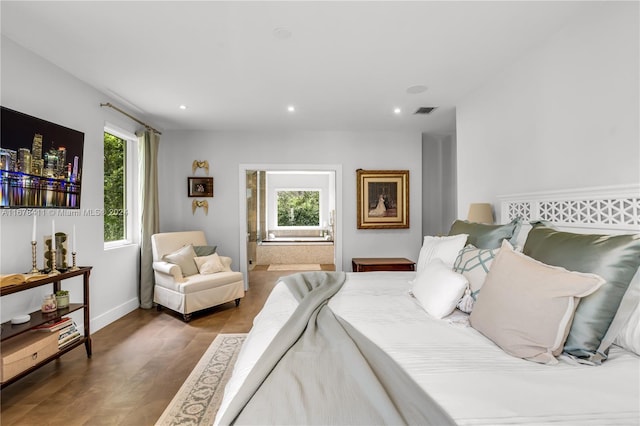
[351, 257, 416, 272]
[0, 266, 92, 388]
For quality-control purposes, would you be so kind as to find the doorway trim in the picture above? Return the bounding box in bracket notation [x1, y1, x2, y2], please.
[238, 163, 343, 289]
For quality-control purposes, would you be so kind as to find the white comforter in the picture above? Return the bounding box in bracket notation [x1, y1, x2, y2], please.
[216, 272, 640, 425]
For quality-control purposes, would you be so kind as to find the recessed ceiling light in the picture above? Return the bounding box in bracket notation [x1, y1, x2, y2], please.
[179, 105, 187, 110]
[393, 107, 402, 115]
[287, 105, 296, 113]
[273, 27, 292, 39]
[406, 85, 428, 94]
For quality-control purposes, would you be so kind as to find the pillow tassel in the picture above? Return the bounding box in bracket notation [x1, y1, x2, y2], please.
[457, 286, 475, 313]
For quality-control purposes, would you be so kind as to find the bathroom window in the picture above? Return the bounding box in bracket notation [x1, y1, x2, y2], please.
[276, 190, 320, 227]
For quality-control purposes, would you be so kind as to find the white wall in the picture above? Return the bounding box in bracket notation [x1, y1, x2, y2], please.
[157, 131, 423, 272]
[456, 2, 639, 222]
[0, 37, 140, 329]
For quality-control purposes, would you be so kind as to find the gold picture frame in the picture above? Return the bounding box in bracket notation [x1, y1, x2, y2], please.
[357, 169, 409, 229]
[188, 177, 214, 197]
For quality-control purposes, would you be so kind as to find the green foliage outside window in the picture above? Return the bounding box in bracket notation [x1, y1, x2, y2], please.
[277, 191, 320, 227]
[104, 133, 125, 242]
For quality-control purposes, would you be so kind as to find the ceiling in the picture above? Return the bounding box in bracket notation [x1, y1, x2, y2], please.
[1, 1, 592, 134]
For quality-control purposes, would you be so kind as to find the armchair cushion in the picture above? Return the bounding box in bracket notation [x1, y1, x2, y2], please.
[194, 253, 225, 274]
[163, 244, 199, 277]
[155, 270, 244, 294]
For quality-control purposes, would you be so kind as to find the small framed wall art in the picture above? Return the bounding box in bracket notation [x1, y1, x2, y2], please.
[356, 169, 409, 229]
[188, 177, 214, 197]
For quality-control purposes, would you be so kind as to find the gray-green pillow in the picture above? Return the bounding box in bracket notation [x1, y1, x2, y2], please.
[523, 224, 640, 362]
[163, 244, 199, 277]
[193, 245, 217, 257]
[448, 218, 520, 249]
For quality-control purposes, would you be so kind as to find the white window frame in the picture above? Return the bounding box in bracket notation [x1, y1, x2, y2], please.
[103, 123, 138, 249]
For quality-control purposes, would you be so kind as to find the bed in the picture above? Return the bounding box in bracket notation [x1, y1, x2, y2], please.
[215, 185, 640, 425]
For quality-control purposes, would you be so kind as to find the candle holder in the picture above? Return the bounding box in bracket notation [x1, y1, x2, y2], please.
[69, 252, 79, 271]
[49, 248, 60, 276]
[30, 241, 39, 274]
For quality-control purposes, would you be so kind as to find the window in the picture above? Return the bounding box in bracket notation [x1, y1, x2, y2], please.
[104, 132, 126, 242]
[276, 190, 320, 227]
[103, 127, 136, 246]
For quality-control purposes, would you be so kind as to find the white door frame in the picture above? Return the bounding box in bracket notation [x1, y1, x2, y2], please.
[238, 163, 343, 289]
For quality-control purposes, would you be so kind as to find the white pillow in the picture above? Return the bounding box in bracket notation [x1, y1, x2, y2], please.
[615, 302, 640, 355]
[612, 269, 640, 356]
[411, 259, 469, 319]
[194, 253, 225, 275]
[416, 234, 468, 273]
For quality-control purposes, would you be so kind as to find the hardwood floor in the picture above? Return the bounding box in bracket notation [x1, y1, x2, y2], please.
[0, 268, 326, 425]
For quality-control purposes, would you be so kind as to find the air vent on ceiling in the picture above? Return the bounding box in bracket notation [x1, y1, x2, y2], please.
[414, 107, 437, 115]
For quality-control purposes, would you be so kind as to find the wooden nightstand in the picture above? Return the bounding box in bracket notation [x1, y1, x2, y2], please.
[351, 257, 416, 272]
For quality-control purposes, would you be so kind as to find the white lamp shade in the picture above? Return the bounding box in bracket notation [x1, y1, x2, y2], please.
[468, 203, 494, 224]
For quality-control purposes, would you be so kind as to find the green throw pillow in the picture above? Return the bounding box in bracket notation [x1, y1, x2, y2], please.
[448, 218, 520, 249]
[523, 224, 640, 362]
[193, 245, 217, 257]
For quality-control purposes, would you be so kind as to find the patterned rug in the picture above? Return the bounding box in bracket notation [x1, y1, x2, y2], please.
[156, 333, 246, 425]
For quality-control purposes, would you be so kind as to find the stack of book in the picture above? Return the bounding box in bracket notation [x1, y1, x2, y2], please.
[33, 317, 82, 349]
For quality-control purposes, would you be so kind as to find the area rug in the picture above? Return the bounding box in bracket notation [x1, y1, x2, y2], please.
[156, 333, 246, 426]
[267, 263, 321, 271]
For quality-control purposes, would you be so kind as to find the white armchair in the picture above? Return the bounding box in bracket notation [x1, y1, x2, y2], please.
[151, 231, 245, 321]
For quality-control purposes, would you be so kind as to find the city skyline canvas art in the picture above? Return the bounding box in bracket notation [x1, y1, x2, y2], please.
[0, 106, 84, 208]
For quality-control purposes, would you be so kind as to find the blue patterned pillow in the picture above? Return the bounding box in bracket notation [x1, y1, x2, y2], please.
[453, 245, 499, 312]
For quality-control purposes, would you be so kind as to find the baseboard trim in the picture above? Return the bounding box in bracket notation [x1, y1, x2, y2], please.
[90, 297, 139, 333]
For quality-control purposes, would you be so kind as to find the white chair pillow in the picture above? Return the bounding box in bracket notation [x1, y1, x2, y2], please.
[194, 253, 225, 274]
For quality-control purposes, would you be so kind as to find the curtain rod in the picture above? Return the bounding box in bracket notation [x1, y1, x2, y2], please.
[100, 102, 162, 135]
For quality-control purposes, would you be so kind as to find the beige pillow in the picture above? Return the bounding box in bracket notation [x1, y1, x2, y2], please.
[194, 253, 225, 275]
[163, 245, 199, 277]
[470, 241, 604, 364]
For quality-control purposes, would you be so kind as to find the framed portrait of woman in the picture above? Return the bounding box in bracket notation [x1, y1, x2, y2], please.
[356, 169, 409, 229]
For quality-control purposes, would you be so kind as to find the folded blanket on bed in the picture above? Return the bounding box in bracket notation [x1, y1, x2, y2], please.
[217, 271, 456, 425]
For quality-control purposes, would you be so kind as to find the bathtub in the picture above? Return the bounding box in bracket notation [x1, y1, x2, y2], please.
[256, 238, 334, 264]
[261, 236, 332, 243]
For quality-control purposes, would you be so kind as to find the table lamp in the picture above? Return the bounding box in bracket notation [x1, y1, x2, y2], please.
[468, 203, 494, 224]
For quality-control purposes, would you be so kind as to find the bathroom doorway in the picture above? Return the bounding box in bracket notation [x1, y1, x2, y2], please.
[238, 164, 343, 289]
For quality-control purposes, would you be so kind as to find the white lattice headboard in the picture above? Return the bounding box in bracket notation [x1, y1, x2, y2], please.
[498, 184, 640, 234]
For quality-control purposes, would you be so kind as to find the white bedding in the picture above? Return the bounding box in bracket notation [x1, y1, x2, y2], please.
[216, 271, 640, 425]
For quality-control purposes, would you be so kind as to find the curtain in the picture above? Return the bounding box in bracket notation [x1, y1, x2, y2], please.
[138, 129, 160, 309]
